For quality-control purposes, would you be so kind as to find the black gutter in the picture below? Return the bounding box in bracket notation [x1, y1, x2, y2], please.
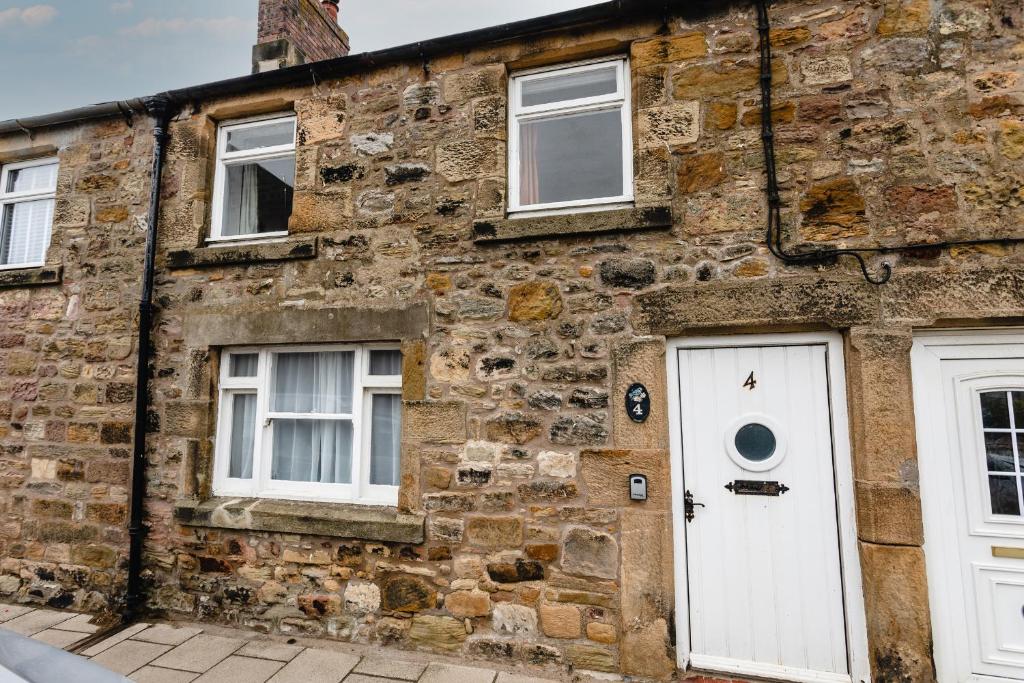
[124, 95, 176, 623]
[1, 0, 679, 135]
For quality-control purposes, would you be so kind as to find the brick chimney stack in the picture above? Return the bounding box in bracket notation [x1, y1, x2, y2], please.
[320, 0, 339, 23]
[252, 0, 350, 74]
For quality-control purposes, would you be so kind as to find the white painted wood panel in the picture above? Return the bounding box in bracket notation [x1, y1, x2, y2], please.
[676, 341, 849, 681]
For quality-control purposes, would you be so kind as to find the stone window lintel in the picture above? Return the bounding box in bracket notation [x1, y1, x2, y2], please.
[473, 205, 672, 243]
[0, 265, 62, 289]
[174, 496, 425, 544]
[166, 236, 317, 269]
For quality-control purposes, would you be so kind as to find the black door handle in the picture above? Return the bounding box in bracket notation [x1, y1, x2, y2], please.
[684, 490, 704, 522]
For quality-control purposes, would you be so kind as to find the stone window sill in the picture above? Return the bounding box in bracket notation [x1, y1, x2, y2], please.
[166, 236, 317, 269]
[0, 265, 62, 289]
[472, 206, 672, 243]
[173, 496, 425, 544]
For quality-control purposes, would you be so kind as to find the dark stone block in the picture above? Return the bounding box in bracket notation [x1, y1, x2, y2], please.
[473, 206, 672, 243]
[599, 258, 657, 289]
[167, 237, 317, 269]
[486, 559, 546, 583]
[0, 266, 62, 289]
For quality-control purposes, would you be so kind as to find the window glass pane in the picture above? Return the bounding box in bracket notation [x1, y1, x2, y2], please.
[734, 423, 777, 462]
[271, 418, 352, 484]
[6, 163, 57, 193]
[1013, 391, 1024, 427]
[225, 120, 294, 152]
[220, 157, 295, 236]
[986, 433, 1015, 472]
[989, 475, 1021, 516]
[272, 351, 354, 413]
[369, 350, 402, 376]
[519, 109, 623, 206]
[229, 394, 257, 479]
[521, 65, 617, 107]
[229, 354, 259, 377]
[1, 199, 53, 266]
[370, 394, 401, 486]
[980, 391, 1010, 428]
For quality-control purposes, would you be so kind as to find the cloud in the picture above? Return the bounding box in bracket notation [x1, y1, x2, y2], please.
[0, 4, 57, 28]
[119, 16, 251, 39]
[109, 1, 134, 12]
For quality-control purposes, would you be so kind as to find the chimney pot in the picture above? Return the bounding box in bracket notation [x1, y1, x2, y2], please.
[321, 0, 339, 23]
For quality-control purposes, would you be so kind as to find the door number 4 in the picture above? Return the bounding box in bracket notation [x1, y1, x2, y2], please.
[743, 372, 757, 391]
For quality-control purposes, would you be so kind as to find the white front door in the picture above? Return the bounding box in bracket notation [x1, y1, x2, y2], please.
[913, 331, 1024, 683]
[669, 334, 867, 683]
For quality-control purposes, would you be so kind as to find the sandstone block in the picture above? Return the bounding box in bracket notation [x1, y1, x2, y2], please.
[444, 66, 505, 105]
[381, 574, 437, 612]
[638, 101, 700, 147]
[561, 526, 618, 580]
[802, 55, 854, 85]
[409, 615, 467, 650]
[403, 401, 467, 444]
[539, 602, 581, 639]
[586, 622, 617, 644]
[631, 33, 707, 68]
[466, 516, 523, 548]
[436, 139, 501, 183]
[492, 603, 537, 636]
[537, 451, 576, 478]
[508, 281, 563, 322]
[674, 59, 787, 99]
[599, 258, 657, 289]
[445, 589, 491, 618]
[485, 412, 542, 445]
[799, 178, 868, 240]
[565, 644, 615, 672]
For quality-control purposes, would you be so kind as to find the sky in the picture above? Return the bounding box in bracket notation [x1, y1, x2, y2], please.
[0, 0, 603, 120]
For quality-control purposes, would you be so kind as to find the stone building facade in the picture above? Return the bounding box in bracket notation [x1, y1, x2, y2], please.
[1, 0, 1023, 681]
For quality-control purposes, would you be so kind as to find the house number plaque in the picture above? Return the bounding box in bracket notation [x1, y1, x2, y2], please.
[626, 383, 651, 423]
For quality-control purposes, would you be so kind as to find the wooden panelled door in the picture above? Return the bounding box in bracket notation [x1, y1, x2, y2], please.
[673, 339, 857, 683]
[913, 332, 1024, 683]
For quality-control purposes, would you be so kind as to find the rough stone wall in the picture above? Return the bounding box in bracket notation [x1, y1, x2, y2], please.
[144, 0, 1023, 679]
[0, 0, 1017, 680]
[0, 118, 154, 613]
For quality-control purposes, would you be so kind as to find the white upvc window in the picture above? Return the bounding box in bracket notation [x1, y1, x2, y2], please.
[210, 114, 296, 243]
[0, 157, 58, 270]
[508, 57, 633, 215]
[214, 345, 403, 506]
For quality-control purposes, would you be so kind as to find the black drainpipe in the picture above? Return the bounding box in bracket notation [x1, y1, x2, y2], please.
[125, 95, 176, 623]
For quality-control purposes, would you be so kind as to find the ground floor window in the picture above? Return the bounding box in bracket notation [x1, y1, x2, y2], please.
[214, 344, 402, 505]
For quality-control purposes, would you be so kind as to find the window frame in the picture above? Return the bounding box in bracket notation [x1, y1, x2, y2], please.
[209, 113, 297, 244]
[507, 57, 634, 216]
[0, 157, 59, 270]
[213, 343, 403, 506]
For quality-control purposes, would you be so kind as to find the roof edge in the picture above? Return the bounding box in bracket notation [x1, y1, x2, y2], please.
[0, 0, 672, 136]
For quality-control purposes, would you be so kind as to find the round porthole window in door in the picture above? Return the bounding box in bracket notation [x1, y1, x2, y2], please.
[724, 413, 787, 472]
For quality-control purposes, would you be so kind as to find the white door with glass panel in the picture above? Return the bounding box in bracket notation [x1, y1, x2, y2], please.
[670, 336, 867, 683]
[913, 332, 1024, 682]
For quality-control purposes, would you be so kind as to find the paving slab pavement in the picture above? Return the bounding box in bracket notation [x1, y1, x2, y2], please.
[0, 604, 589, 682]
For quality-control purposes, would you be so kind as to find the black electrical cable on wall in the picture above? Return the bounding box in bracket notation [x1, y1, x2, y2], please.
[754, 0, 1022, 285]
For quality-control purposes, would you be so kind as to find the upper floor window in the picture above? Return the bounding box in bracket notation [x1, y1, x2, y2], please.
[509, 58, 633, 215]
[214, 345, 403, 505]
[0, 158, 58, 269]
[210, 115, 296, 242]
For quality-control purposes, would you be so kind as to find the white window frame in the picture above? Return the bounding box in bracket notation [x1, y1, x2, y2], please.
[209, 113, 297, 244]
[213, 344, 403, 506]
[508, 57, 634, 216]
[0, 157, 58, 270]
